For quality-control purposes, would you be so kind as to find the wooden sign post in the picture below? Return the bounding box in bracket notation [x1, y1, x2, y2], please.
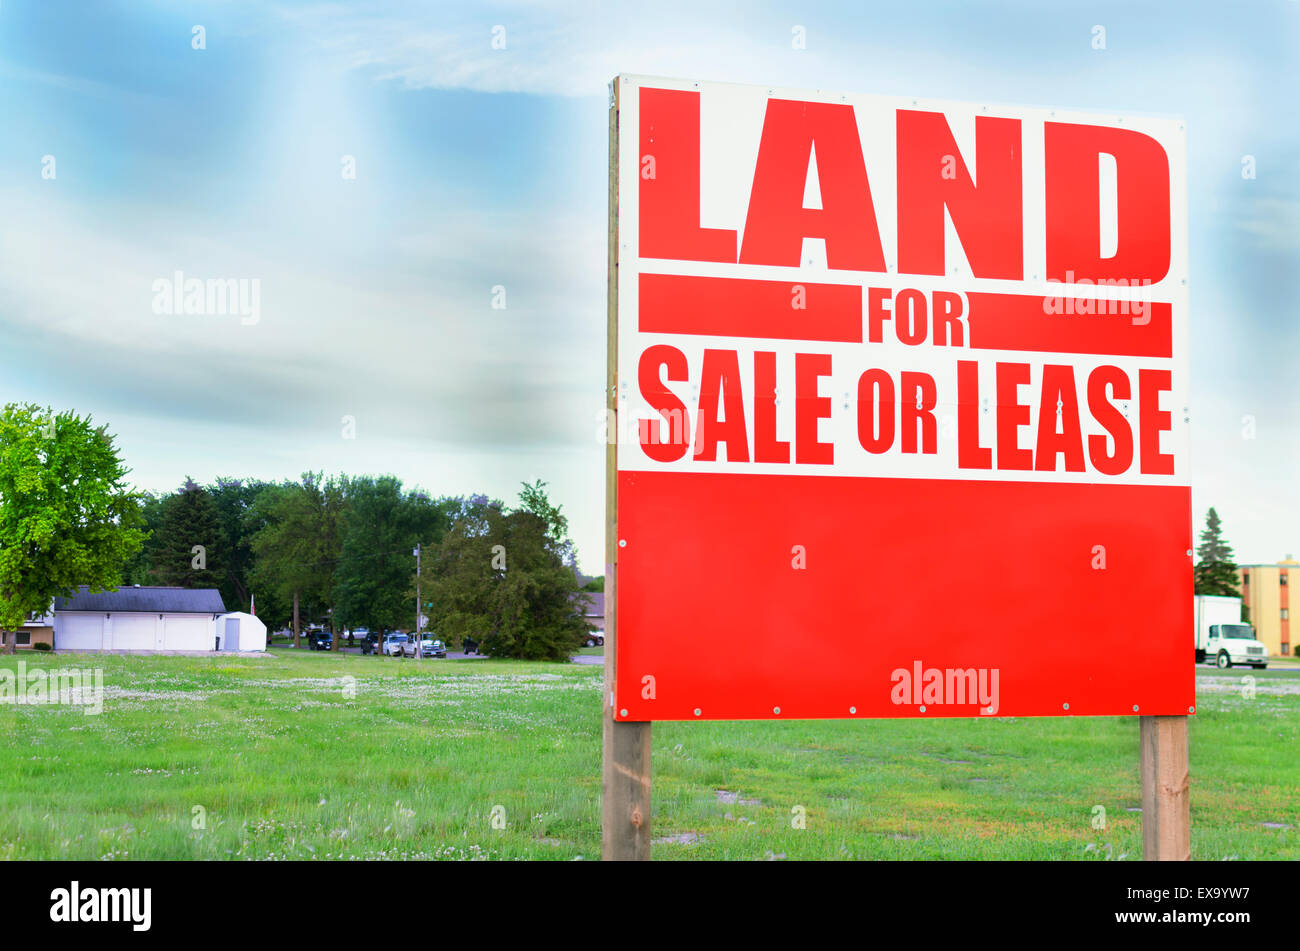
[1140, 715, 1191, 860]
[603, 77, 652, 860]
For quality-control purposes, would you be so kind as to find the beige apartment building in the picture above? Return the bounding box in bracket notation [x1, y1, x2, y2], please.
[1237, 558, 1295, 657]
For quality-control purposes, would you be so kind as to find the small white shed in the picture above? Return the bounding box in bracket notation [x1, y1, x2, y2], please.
[216, 612, 267, 652]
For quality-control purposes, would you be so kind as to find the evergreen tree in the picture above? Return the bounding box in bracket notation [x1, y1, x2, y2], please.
[149, 477, 226, 589]
[1194, 507, 1241, 597]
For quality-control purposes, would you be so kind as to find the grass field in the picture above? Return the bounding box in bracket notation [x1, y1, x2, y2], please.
[1, 649, 1296, 860]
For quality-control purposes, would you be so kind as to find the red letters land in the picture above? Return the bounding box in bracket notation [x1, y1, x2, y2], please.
[638, 88, 1171, 284]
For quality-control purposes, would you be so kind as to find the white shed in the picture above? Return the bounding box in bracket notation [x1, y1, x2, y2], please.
[216, 612, 267, 652]
[52, 586, 226, 652]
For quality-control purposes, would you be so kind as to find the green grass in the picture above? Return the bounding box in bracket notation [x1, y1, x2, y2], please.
[0, 650, 1295, 860]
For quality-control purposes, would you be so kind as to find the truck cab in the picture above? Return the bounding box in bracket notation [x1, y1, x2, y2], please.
[1205, 623, 1268, 669]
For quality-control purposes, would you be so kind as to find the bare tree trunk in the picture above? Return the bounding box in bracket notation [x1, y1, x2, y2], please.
[292, 591, 301, 649]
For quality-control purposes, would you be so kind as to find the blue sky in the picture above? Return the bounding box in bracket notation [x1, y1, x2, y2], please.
[1, 0, 1297, 572]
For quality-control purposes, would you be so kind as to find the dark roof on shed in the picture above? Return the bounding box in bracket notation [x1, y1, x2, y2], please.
[53, 586, 226, 614]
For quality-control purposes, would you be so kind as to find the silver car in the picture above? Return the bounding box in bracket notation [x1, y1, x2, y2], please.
[401, 636, 447, 658]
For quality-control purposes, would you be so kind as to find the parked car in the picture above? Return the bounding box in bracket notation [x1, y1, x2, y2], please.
[582, 630, 605, 648]
[401, 636, 447, 659]
[462, 637, 481, 655]
[382, 634, 409, 657]
[309, 629, 333, 651]
[359, 632, 381, 655]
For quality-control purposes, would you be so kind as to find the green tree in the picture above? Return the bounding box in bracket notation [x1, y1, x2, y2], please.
[419, 495, 503, 650]
[334, 476, 446, 646]
[248, 473, 347, 648]
[122, 491, 167, 584]
[0, 404, 145, 651]
[1194, 507, 1241, 597]
[421, 483, 588, 660]
[518, 478, 579, 568]
[208, 477, 273, 613]
[582, 575, 605, 592]
[148, 478, 227, 590]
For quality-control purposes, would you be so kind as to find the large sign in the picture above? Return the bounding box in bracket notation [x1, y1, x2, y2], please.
[610, 75, 1191, 721]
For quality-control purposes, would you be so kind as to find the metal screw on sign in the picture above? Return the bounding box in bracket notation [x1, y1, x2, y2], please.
[1188, 707, 1195, 714]
[1063, 702, 1070, 710]
[1132, 705, 1139, 712]
[619, 539, 626, 548]
[849, 706, 857, 714]
[693, 708, 701, 717]
[919, 705, 927, 713]
[773, 706, 781, 715]
[619, 709, 628, 717]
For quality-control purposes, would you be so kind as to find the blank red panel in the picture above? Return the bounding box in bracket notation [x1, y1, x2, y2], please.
[614, 471, 1192, 721]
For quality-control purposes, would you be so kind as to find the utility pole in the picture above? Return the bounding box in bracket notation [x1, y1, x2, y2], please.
[414, 545, 422, 663]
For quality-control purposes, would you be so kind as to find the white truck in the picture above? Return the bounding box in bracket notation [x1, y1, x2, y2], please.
[1194, 594, 1268, 668]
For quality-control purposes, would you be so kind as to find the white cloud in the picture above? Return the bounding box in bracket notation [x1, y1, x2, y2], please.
[270, 2, 903, 99]
[1233, 197, 1300, 251]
